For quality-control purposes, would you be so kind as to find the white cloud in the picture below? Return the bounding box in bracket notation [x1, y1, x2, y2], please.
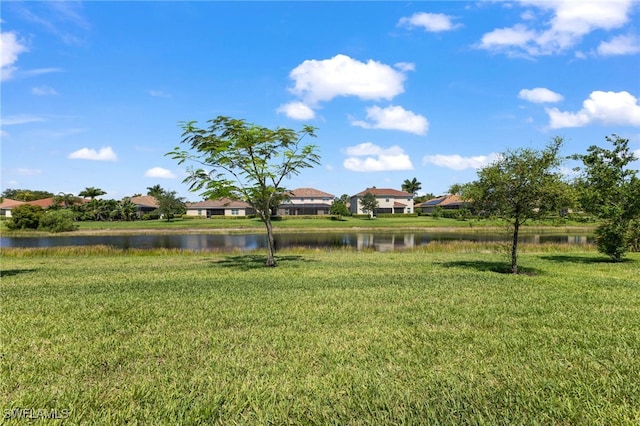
[398, 12, 461, 32]
[546, 90, 640, 128]
[343, 142, 413, 172]
[277, 101, 316, 120]
[144, 167, 177, 179]
[69, 146, 118, 161]
[0, 31, 28, 81]
[23, 67, 64, 76]
[597, 34, 640, 56]
[478, 0, 634, 56]
[351, 105, 429, 135]
[478, 24, 537, 54]
[1, 114, 46, 126]
[32, 85, 58, 96]
[287, 54, 410, 105]
[149, 90, 171, 98]
[518, 87, 564, 103]
[16, 168, 43, 176]
[394, 62, 415, 72]
[422, 153, 499, 170]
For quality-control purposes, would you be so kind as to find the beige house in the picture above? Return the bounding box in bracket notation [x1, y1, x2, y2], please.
[278, 188, 334, 216]
[185, 198, 254, 217]
[130, 195, 160, 218]
[349, 188, 414, 216]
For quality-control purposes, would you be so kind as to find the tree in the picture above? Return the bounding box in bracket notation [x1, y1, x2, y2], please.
[78, 187, 106, 200]
[330, 195, 350, 218]
[571, 134, 640, 261]
[6, 204, 44, 230]
[38, 209, 78, 232]
[119, 197, 138, 221]
[53, 192, 81, 209]
[168, 116, 320, 266]
[401, 177, 422, 196]
[156, 190, 186, 221]
[360, 192, 379, 218]
[2, 189, 54, 201]
[461, 137, 569, 274]
[146, 185, 165, 198]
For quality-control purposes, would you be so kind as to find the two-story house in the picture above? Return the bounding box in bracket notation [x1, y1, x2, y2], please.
[278, 188, 335, 216]
[349, 188, 414, 216]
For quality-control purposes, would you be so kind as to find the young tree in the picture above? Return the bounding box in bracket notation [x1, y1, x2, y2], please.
[461, 137, 570, 274]
[156, 190, 186, 221]
[360, 192, 379, 218]
[330, 195, 350, 218]
[571, 134, 640, 261]
[168, 116, 320, 267]
[401, 177, 422, 196]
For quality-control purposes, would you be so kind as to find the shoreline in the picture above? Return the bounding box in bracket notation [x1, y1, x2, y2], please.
[1, 224, 597, 238]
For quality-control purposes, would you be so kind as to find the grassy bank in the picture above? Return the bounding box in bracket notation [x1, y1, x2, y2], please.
[2, 215, 597, 236]
[1, 245, 638, 424]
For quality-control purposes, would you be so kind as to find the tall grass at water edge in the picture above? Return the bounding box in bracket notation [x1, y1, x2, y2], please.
[1, 245, 638, 424]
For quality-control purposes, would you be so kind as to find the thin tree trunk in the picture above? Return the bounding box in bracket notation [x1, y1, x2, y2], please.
[263, 215, 277, 267]
[511, 219, 520, 274]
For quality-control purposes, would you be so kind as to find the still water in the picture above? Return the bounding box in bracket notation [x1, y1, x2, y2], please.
[0, 231, 593, 252]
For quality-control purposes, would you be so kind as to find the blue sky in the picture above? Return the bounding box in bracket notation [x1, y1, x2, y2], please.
[2, 1, 639, 201]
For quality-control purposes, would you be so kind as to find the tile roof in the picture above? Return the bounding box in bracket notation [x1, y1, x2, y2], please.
[417, 194, 466, 208]
[287, 188, 335, 199]
[130, 195, 159, 208]
[186, 198, 251, 209]
[353, 188, 413, 197]
[439, 194, 464, 206]
[0, 198, 25, 209]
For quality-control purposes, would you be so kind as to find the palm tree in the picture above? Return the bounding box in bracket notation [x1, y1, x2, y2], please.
[54, 192, 79, 208]
[120, 197, 138, 221]
[78, 187, 106, 200]
[146, 185, 164, 198]
[401, 178, 422, 196]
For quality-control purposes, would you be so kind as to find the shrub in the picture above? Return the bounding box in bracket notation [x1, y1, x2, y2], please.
[627, 220, 640, 253]
[38, 209, 78, 232]
[6, 204, 44, 230]
[595, 221, 628, 262]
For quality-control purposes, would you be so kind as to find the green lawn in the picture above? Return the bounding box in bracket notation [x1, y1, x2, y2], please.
[1, 245, 638, 424]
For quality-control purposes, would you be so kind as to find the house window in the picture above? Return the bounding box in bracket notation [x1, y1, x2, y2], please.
[231, 209, 239, 215]
[198, 209, 202, 216]
[385, 198, 390, 203]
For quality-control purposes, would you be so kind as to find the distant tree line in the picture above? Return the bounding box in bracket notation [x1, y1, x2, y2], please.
[3, 186, 185, 232]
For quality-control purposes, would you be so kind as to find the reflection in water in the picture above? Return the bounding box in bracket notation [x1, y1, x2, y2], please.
[1, 231, 594, 252]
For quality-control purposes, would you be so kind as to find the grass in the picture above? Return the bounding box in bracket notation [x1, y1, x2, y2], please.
[1, 215, 597, 238]
[1, 244, 638, 424]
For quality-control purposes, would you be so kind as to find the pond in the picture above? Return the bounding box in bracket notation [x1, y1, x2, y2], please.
[0, 231, 594, 252]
